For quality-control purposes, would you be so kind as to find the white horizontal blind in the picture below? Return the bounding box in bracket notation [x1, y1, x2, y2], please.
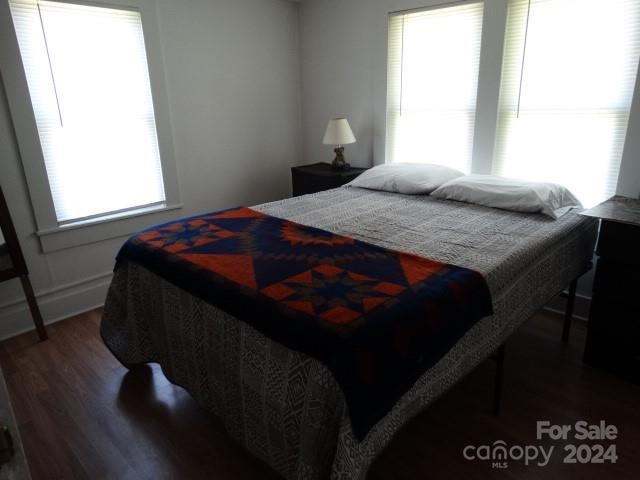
[494, 0, 640, 208]
[386, 2, 484, 172]
[9, 0, 165, 223]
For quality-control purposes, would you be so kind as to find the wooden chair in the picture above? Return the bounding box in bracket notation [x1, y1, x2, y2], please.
[0, 186, 47, 341]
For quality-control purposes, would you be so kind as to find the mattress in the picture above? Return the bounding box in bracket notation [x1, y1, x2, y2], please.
[101, 187, 598, 479]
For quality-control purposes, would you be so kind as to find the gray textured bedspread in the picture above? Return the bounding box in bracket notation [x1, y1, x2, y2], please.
[101, 187, 598, 479]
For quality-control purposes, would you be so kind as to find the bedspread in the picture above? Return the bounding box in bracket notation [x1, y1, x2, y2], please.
[101, 187, 598, 479]
[114, 206, 492, 439]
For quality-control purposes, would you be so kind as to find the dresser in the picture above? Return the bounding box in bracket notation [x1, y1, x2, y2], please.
[581, 196, 640, 383]
[291, 163, 368, 197]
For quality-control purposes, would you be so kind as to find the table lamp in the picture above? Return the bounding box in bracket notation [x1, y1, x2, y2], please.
[322, 118, 356, 171]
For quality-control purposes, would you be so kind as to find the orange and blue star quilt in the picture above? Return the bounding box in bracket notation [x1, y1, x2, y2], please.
[116, 207, 493, 440]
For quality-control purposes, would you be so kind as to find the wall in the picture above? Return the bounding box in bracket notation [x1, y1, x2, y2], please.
[0, 0, 301, 339]
[298, 0, 640, 303]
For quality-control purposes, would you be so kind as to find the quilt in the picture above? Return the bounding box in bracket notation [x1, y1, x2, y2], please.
[115, 206, 493, 439]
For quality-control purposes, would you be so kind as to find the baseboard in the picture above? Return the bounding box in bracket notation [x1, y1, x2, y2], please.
[544, 292, 591, 322]
[0, 271, 112, 341]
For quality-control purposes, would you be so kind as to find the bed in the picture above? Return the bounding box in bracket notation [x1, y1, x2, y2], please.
[101, 187, 598, 479]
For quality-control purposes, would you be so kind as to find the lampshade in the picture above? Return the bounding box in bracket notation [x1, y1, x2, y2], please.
[322, 118, 356, 146]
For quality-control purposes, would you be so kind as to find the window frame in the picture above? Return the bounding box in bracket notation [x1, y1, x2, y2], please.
[385, 0, 486, 173]
[0, 0, 181, 253]
[491, 0, 640, 208]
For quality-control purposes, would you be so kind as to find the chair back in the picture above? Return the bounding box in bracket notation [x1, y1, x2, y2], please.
[0, 185, 27, 277]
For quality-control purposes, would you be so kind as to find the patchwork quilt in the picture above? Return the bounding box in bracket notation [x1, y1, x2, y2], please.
[116, 206, 493, 439]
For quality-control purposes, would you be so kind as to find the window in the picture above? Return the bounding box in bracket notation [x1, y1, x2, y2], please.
[494, 0, 640, 207]
[386, 2, 484, 172]
[9, 0, 166, 224]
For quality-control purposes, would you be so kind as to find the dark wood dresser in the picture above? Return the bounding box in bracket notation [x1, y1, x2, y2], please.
[291, 163, 368, 197]
[581, 196, 640, 383]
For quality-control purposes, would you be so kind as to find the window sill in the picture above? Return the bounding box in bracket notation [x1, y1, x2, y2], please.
[35, 203, 183, 253]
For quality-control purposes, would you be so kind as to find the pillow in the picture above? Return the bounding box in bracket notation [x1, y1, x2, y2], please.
[345, 163, 465, 195]
[430, 175, 582, 219]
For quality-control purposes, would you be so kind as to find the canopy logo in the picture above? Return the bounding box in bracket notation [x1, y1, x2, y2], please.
[463, 440, 553, 469]
[463, 421, 618, 469]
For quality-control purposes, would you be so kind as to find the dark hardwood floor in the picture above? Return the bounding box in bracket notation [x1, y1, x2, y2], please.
[0, 309, 639, 479]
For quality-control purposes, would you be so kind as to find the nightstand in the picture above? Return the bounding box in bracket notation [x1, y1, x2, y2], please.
[581, 196, 640, 383]
[291, 163, 369, 197]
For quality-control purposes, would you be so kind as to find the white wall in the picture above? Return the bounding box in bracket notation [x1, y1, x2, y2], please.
[298, 0, 640, 301]
[0, 0, 301, 339]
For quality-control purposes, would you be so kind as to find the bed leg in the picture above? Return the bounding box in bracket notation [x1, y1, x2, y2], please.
[493, 343, 506, 416]
[562, 279, 578, 344]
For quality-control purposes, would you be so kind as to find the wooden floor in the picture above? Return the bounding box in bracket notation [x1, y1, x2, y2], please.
[0, 310, 639, 480]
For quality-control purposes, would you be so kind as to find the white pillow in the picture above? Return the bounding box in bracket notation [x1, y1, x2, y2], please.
[345, 163, 465, 195]
[430, 175, 582, 219]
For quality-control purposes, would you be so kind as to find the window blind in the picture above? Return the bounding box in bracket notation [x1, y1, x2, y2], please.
[386, 2, 484, 172]
[494, 0, 640, 208]
[9, 0, 166, 224]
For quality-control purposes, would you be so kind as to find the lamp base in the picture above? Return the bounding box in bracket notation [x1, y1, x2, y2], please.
[331, 147, 350, 171]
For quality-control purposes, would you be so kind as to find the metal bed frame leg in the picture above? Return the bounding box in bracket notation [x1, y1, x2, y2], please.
[561, 279, 578, 344]
[493, 343, 506, 416]
[491, 276, 579, 415]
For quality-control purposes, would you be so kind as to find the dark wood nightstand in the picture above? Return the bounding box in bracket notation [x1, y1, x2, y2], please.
[291, 163, 369, 197]
[581, 196, 640, 383]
